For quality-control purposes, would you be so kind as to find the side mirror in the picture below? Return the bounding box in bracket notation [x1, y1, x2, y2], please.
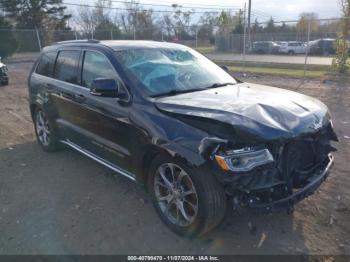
[220, 65, 229, 73]
[90, 78, 120, 98]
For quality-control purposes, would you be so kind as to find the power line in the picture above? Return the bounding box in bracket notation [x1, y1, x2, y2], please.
[107, 0, 243, 10]
[64, 2, 241, 14]
[126, 0, 242, 8]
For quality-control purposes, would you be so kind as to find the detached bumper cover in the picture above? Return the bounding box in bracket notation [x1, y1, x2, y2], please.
[248, 154, 334, 212]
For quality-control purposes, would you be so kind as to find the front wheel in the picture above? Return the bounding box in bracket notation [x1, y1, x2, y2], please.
[34, 108, 61, 152]
[148, 155, 227, 237]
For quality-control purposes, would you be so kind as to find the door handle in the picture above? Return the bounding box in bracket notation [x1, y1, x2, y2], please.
[74, 93, 86, 103]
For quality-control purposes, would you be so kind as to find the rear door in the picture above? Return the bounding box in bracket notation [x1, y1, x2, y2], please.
[50, 49, 82, 140]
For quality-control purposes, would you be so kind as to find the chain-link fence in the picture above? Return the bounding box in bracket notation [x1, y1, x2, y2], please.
[1, 18, 347, 78]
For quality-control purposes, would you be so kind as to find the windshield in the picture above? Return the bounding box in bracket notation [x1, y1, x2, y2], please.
[114, 47, 236, 96]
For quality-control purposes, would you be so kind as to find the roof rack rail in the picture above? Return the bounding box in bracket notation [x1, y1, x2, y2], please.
[54, 39, 100, 45]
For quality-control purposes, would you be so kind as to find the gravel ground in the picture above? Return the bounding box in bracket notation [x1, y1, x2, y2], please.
[0, 62, 349, 255]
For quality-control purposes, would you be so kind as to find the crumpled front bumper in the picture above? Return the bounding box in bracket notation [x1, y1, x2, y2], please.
[247, 154, 334, 212]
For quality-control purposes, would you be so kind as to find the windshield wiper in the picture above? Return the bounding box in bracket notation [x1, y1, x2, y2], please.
[151, 83, 236, 98]
[206, 82, 236, 89]
[151, 88, 206, 98]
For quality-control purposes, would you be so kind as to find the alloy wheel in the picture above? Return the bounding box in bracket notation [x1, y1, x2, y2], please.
[36, 110, 51, 147]
[154, 163, 199, 227]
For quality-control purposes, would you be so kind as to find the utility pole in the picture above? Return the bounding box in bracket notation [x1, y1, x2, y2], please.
[243, 2, 247, 72]
[247, 0, 252, 50]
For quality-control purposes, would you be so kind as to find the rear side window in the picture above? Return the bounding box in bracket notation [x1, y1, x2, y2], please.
[54, 50, 80, 84]
[82, 51, 116, 89]
[36, 52, 57, 77]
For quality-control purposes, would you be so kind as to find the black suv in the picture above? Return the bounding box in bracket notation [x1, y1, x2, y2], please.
[309, 39, 336, 56]
[28, 40, 337, 236]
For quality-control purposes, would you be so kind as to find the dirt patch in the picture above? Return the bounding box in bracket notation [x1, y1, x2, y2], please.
[0, 62, 349, 255]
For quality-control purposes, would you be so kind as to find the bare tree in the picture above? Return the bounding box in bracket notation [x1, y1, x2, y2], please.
[333, 0, 350, 73]
[117, 0, 156, 39]
[75, 0, 112, 36]
[296, 12, 320, 34]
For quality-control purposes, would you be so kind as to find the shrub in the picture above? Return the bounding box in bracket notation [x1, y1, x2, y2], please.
[0, 17, 19, 58]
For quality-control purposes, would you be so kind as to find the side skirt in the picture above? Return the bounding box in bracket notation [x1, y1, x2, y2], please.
[61, 140, 136, 182]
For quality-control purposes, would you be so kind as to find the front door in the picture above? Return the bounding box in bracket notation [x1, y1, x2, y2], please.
[69, 50, 133, 172]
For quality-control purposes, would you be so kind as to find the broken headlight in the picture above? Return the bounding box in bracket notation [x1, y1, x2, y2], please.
[215, 148, 274, 172]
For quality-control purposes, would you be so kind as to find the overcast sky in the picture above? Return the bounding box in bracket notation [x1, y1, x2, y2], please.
[67, 0, 341, 23]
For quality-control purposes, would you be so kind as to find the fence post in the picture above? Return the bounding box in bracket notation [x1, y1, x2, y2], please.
[133, 27, 136, 40]
[91, 30, 94, 39]
[111, 28, 113, 40]
[195, 26, 198, 48]
[35, 27, 42, 51]
[161, 30, 164, 41]
[75, 31, 78, 40]
[303, 19, 312, 78]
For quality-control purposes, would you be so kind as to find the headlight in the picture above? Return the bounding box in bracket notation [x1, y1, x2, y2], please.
[215, 148, 274, 172]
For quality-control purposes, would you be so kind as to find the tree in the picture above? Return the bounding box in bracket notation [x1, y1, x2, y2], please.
[197, 12, 217, 43]
[0, 15, 18, 58]
[332, 0, 350, 73]
[0, 0, 71, 29]
[76, 0, 113, 37]
[251, 18, 262, 34]
[266, 17, 275, 33]
[119, 1, 157, 40]
[170, 4, 193, 40]
[233, 9, 244, 34]
[296, 13, 320, 34]
[217, 11, 234, 34]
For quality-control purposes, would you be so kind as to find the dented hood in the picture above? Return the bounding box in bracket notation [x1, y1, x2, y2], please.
[154, 83, 331, 141]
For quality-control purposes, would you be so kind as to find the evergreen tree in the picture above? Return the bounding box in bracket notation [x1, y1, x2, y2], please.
[0, 15, 18, 58]
[0, 0, 71, 29]
[266, 17, 275, 33]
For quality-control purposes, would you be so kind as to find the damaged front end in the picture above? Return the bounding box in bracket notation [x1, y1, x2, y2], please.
[200, 122, 338, 213]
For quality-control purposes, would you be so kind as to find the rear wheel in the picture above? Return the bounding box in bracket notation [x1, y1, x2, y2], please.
[148, 155, 227, 237]
[288, 50, 295, 55]
[34, 109, 61, 152]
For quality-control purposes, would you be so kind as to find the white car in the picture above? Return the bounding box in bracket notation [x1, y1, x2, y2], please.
[279, 41, 307, 55]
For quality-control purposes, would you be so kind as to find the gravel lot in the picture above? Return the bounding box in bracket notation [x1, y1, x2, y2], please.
[0, 62, 349, 255]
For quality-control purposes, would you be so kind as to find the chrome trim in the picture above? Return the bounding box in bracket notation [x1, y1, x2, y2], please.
[61, 140, 136, 181]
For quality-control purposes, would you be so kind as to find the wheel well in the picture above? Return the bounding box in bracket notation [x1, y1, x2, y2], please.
[30, 104, 37, 119]
[140, 146, 165, 190]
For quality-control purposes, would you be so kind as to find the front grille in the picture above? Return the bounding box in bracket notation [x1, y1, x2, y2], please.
[284, 125, 334, 187]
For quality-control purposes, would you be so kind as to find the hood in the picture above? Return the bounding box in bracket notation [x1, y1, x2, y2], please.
[0, 62, 5, 68]
[154, 83, 330, 141]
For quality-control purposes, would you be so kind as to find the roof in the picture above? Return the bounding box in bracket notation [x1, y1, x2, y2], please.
[101, 40, 187, 51]
[53, 40, 188, 51]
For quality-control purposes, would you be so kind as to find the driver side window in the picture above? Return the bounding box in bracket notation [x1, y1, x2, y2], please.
[82, 51, 117, 89]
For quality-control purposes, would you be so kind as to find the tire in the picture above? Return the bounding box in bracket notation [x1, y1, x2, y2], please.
[288, 50, 295, 55]
[33, 108, 61, 152]
[148, 154, 227, 237]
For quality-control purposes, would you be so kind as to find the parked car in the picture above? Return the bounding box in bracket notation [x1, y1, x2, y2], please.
[279, 41, 307, 55]
[309, 38, 336, 56]
[252, 41, 279, 54]
[28, 40, 337, 236]
[0, 57, 9, 85]
[275, 41, 288, 46]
